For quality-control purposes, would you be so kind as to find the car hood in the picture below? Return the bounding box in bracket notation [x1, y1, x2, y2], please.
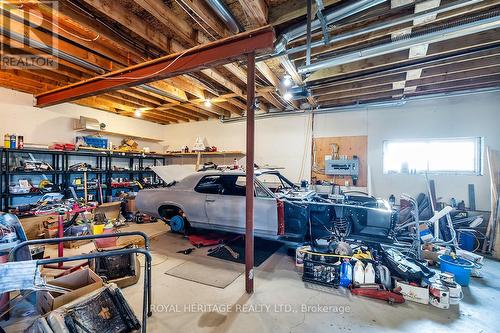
[150, 165, 196, 184]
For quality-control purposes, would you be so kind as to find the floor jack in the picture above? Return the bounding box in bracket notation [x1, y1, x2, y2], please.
[350, 284, 405, 305]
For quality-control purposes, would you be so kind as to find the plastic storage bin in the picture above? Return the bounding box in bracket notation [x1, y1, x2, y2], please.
[438, 254, 475, 286]
[83, 136, 108, 149]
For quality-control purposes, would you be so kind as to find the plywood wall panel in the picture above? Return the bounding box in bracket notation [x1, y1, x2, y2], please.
[312, 135, 368, 187]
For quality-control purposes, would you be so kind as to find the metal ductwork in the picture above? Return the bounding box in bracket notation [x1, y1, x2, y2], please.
[220, 86, 500, 123]
[139, 84, 187, 102]
[205, 0, 243, 34]
[275, 0, 386, 54]
[299, 10, 500, 74]
[0, 28, 106, 74]
[284, 0, 482, 58]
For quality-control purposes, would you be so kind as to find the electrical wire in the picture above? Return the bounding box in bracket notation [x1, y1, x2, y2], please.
[100, 48, 191, 81]
[298, 112, 312, 181]
[16, 4, 100, 42]
[174, 0, 217, 41]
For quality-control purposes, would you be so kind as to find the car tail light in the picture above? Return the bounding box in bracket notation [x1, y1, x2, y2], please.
[277, 199, 285, 235]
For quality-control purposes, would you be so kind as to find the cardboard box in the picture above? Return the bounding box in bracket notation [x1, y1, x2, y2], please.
[20, 215, 55, 240]
[395, 280, 429, 304]
[37, 268, 103, 314]
[94, 201, 121, 221]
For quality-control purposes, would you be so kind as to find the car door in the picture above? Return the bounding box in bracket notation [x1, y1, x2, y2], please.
[254, 179, 278, 237]
[206, 175, 278, 237]
[205, 175, 244, 231]
[193, 175, 223, 224]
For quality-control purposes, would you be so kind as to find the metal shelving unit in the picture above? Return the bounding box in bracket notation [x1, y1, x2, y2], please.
[0, 148, 167, 212]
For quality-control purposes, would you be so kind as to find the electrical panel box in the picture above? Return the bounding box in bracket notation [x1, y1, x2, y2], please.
[325, 158, 359, 176]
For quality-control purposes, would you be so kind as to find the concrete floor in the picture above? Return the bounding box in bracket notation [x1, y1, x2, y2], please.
[121, 232, 500, 333]
[2, 227, 499, 332]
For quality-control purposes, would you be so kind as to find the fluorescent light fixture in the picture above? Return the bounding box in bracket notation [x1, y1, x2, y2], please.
[204, 99, 212, 107]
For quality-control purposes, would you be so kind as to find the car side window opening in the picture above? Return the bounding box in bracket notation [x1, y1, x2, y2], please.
[257, 173, 294, 192]
[196, 174, 273, 198]
[220, 176, 246, 196]
[255, 181, 272, 198]
[194, 175, 222, 194]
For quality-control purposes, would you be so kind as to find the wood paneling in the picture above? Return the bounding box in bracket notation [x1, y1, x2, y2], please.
[312, 136, 368, 187]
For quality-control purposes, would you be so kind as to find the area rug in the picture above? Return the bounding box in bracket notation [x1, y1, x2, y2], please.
[165, 257, 243, 288]
[207, 237, 283, 267]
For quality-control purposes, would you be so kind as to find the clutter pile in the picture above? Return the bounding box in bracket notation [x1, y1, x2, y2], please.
[296, 191, 485, 309]
[0, 209, 152, 332]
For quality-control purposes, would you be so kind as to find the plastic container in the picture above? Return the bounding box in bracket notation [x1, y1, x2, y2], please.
[92, 224, 105, 235]
[339, 259, 353, 287]
[4, 134, 10, 148]
[364, 262, 376, 284]
[353, 260, 365, 285]
[438, 254, 475, 286]
[458, 231, 476, 252]
[302, 258, 340, 287]
[10, 134, 16, 149]
[295, 245, 311, 267]
[83, 136, 108, 149]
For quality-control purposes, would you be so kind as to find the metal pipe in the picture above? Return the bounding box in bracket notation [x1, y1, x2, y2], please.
[0, 28, 106, 74]
[306, 0, 313, 66]
[205, 0, 243, 33]
[275, 0, 386, 54]
[315, 0, 330, 44]
[65, 0, 161, 58]
[299, 10, 500, 73]
[139, 84, 186, 102]
[220, 86, 500, 123]
[245, 52, 255, 294]
[282, 0, 482, 58]
[308, 43, 500, 88]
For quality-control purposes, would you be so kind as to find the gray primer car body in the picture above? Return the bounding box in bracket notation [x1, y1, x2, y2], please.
[136, 170, 282, 239]
[136, 169, 397, 243]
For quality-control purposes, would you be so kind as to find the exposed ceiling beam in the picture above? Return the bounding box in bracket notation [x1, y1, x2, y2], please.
[238, 0, 268, 27]
[174, 0, 232, 38]
[309, 46, 500, 90]
[80, 0, 171, 52]
[35, 27, 275, 107]
[132, 0, 194, 46]
[269, 0, 341, 25]
[318, 73, 500, 104]
[306, 28, 500, 82]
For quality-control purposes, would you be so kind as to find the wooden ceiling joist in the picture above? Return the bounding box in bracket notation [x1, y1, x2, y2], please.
[0, 0, 499, 122]
[35, 26, 275, 107]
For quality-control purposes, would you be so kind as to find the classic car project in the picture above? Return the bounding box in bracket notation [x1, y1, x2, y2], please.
[136, 168, 398, 244]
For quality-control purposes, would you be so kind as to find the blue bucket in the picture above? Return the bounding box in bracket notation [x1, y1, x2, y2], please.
[438, 254, 475, 286]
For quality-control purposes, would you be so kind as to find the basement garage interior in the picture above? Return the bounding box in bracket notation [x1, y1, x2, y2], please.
[0, 0, 499, 332]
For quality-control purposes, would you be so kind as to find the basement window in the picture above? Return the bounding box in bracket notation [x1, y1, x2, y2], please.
[383, 137, 483, 175]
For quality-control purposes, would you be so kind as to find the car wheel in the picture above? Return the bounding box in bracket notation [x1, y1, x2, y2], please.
[169, 214, 187, 233]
